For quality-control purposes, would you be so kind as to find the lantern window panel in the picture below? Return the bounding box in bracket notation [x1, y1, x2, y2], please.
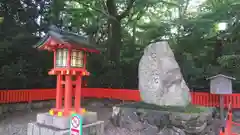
[71, 50, 84, 68]
[56, 49, 68, 67]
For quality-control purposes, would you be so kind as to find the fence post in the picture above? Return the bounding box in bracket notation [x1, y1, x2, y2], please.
[27, 91, 32, 112]
[220, 95, 225, 123]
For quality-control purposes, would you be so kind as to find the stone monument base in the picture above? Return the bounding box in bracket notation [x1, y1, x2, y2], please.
[27, 112, 104, 135]
[111, 102, 221, 135]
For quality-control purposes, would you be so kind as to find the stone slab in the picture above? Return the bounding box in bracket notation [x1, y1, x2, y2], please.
[28, 121, 104, 135]
[36, 112, 98, 129]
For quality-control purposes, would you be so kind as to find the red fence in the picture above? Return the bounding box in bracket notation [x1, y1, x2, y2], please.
[0, 88, 240, 108]
[191, 92, 240, 108]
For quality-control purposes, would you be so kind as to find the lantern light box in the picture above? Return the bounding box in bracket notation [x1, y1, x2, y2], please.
[56, 48, 68, 67]
[34, 25, 101, 116]
[55, 49, 84, 68]
[71, 49, 84, 68]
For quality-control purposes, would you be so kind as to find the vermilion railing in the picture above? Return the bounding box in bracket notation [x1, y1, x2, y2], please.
[0, 88, 240, 108]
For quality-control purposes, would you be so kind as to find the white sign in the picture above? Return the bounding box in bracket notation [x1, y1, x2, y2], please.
[70, 114, 83, 135]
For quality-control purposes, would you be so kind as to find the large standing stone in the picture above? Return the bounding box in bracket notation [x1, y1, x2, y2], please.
[138, 41, 191, 106]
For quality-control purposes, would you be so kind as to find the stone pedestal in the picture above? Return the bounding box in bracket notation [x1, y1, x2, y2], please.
[27, 112, 104, 135]
[111, 102, 221, 135]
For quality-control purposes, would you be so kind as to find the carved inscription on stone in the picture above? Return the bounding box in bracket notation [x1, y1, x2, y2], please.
[138, 41, 191, 106]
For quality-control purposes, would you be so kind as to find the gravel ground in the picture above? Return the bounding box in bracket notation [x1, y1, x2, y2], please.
[0, 101, 240, 135]
[0, 101, 125, 135]
[0, 107, 136, 135]
[231, 120, 240, 134]
[0, 109, 45, 135]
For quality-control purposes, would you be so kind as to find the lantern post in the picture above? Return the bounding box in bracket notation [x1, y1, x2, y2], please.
[27, 25, 106, 135]
[34, 25, 100, 116]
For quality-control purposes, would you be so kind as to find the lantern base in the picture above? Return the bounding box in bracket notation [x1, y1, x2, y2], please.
[28, 121, 104, 135]
[36, 111, 98, 130]
[49, 108, 86, 117]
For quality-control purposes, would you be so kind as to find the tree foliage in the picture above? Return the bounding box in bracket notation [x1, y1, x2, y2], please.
[0, 0, 240, 91]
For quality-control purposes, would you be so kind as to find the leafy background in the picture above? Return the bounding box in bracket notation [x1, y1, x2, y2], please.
[0, 0, 240, 92]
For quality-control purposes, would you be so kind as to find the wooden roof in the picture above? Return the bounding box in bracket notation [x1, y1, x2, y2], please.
[206, 74, 236, 80]
[34, 25, 101, 53]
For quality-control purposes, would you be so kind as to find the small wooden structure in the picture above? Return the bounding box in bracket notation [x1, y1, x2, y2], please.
[34, 25, 101, 116]
[207, 74, 235, 95]
[207, 74, 235, 123]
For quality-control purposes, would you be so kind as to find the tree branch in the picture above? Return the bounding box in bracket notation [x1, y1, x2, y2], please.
[122, 7, 146, 28]
[118, 0, 135, 19]
[182, 0, 190, 17]
[82, 2, 115, 19]
[99, 0, 108, 13]
[69, 0, 117, 21]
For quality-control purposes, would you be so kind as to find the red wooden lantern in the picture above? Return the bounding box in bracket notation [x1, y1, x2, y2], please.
[35, 26, 100, 116]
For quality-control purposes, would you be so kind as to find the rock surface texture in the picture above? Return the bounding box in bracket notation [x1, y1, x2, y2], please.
[111, 104, 221, 135]
[138, 41, 191, 106]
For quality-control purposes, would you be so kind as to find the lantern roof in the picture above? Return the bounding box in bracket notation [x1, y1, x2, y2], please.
[34, 25, 102, 53]
[206, 74, 236, 80]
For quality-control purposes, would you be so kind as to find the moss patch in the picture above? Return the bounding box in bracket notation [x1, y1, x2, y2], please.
[118, 102, 212, 113]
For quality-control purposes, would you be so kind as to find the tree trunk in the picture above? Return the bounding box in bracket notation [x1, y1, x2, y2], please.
[106, 0, 122, 65]
[106, 0, 134, 65]
[214, 39, 223, 65]
[108, 19, 122, 65]
[50, 0, 64, 26]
